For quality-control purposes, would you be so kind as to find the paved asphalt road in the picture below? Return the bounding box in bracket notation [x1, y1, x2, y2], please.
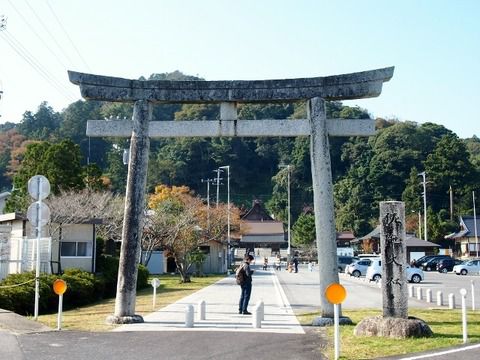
[2, 265, 480, 360]
[15, 329, 325, 360]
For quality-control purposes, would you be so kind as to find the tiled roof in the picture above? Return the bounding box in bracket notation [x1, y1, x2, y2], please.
[241, 220, 284, 235]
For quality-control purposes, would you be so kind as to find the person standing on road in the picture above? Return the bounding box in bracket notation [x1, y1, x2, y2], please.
[293, 254, 299, 273]
[238, 254, 255, 315]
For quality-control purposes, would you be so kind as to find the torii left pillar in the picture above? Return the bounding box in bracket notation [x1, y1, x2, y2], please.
[108, 100, 151, 324]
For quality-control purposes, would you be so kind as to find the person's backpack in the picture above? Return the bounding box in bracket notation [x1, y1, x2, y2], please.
[235, 265, 246, 285]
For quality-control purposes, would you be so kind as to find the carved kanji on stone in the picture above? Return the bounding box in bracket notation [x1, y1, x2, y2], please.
[380, 202, 407, 319]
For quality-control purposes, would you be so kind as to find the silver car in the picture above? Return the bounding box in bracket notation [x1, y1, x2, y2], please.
[453, 259, 480, 275]
[347, 258, 374, 277]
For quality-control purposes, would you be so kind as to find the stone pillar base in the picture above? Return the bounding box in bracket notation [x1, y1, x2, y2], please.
[312, 316, 353, 327]
[106, 314, 144, 324]
[354, 316, 432, 338]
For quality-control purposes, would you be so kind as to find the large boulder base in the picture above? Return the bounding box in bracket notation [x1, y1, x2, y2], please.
[354, 316, 433, 338]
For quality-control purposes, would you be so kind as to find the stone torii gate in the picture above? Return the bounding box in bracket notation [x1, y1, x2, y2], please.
[69, 67, 394, 324]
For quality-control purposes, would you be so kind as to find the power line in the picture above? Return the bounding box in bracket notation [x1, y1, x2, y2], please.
[23, 0, 76, 66]
[7, 0, 69, 71]
[45, 0, 91, 72]
[0, 28, 76, 101]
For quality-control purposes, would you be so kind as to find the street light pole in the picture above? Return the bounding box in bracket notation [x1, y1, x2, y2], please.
[219, 166, 230, 272]
[418, 171, 428, 242]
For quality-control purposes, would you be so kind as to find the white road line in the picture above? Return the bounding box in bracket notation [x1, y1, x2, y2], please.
[398, 343, 480, 359]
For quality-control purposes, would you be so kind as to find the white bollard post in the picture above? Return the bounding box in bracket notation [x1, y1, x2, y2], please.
[437, 291, 443, 306]
[252, 303, 262, 328]
[257, 300, 264, 321]
[185, 304, 194, 328]
[57, 294, 63, 331]
[334, 303, 340, 360]
[426, 289, 432, 303]
[416, 287, 423, 301]
[197, 300, 206, 321]
[460, 288, 468, 343]
[448, 293, 455, 309]
[408, 285, 414, 298]
[471, 281, 476, 311]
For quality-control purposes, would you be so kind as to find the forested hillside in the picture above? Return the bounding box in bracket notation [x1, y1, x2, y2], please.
[1, 71, 479, 244]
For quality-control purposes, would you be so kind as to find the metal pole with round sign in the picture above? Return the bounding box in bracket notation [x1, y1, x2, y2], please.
[151, 278, 160, 309]
[27, 175, 51, 320]
[325, 283, 347, 360]
[53, 279, 67, 330]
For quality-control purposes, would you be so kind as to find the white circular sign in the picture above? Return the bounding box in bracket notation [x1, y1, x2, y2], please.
[28, 175, 51, 200]
[26, 202, 51, 227]
[151, 278, 160, 288]
[460, 288, 467, 296]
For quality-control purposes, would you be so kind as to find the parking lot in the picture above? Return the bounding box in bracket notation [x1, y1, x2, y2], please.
[274, 265, 480, 313]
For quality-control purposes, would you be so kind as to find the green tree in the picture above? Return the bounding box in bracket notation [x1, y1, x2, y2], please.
[6, 140, 85, 212]
[292, 213, 316, 246]
[424, 134, 477, 214]
[402, 167, 423, 214]
[17, 102, 61, 141]
[60, 100, 109, 168]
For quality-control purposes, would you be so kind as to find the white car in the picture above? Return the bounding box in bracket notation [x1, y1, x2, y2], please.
[346, 258, 376, 277]
[365, 258, 424, 283]
[453, 259, 480, 275]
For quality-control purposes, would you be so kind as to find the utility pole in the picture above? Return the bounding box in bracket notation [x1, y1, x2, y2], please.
[213, 169, 223, 208]
[219, 166, 230, 271]
[473, 191, 478, 258]
[418, 171, 428, 242]
[418, 211, 422, 240]
[450, 185, 454, 221]
[0, 17, 5, 118]
[201, 178, 214, 228]
[280, 164, 292, 258]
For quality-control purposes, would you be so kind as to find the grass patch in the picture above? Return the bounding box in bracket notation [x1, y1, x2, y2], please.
[299, 309, 480, 359]
[36, 274, 224, 332]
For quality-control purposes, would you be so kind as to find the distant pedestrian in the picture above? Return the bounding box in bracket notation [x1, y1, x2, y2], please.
[275, 255, 281, 271]
[263, 257, 268, 270]
[293, 255, 299, 273]
[237, 254, 255, 315]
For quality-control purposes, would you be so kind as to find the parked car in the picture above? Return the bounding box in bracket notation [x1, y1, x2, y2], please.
[418, 255, 452, 271]
[420, 255, 453, 271]
[437, 258, 463, 273]
[453, 259, 480, 275]
[365, 258, 424, 283]
[346, 258, 375, 277]
[337, 256, 359, 272]
[411, 255, 435, 267]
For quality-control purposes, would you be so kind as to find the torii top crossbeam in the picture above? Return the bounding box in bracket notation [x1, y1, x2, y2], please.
[68, 67, 394, 103]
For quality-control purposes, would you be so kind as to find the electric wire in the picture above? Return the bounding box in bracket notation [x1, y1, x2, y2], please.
[23, 0, 76, 66]
[1, 29, 76, 100]
[0, 29, 77, 101]
[7, 0, 69, 71]
[45, 0, 91, 72]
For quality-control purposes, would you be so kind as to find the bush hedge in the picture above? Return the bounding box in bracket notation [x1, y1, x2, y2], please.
[0, 257, 150, 315]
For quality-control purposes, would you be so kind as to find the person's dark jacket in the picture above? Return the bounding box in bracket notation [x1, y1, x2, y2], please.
[242, 261, 254, 284]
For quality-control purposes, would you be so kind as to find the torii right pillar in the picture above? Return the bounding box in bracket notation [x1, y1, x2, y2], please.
[309, 97, 339, 319]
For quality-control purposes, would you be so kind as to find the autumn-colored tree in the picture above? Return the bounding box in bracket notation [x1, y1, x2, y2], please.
[144, 185, 240, 282]
[148, 184, 191, 209]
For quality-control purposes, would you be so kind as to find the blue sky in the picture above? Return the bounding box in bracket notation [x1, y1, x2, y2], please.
[0, 0, 478, 138]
